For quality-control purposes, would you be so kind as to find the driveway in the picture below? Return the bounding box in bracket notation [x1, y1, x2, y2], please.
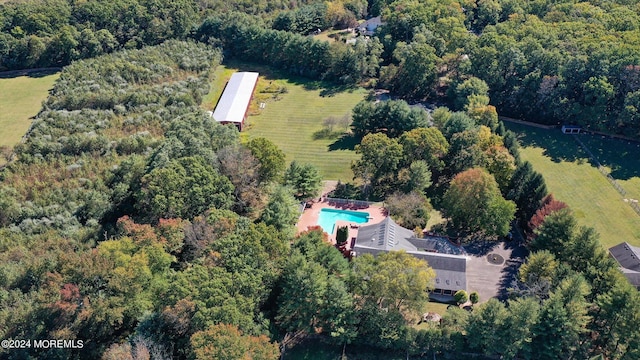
[465, 240, 528, 302]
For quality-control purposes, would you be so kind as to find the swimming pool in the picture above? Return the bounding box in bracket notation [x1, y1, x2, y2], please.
[317, 208, 370, 234]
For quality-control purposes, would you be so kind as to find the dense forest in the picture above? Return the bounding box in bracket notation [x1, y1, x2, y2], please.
[4, 0, 640, 133]
[1, 0, 640, 359]
[202, 0, 640, 136]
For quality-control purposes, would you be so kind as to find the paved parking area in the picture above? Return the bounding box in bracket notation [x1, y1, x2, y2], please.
[465, 240, 528, 302]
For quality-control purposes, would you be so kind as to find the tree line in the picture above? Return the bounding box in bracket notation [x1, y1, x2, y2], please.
[196, 11, 383, 84]
[5, 0, 640, 136]
[0, 0, 330, 71]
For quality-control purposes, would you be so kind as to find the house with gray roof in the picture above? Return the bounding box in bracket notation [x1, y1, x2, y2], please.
[609, 242, 640, 290]
[357, 16, 384, 36]
[353, 217, 468, 295]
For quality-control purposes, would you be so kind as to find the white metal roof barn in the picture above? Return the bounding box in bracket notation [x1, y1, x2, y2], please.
[212, 72, 259, 130]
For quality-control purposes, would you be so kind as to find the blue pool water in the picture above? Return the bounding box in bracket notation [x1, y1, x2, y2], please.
[317, 208, 370, 234]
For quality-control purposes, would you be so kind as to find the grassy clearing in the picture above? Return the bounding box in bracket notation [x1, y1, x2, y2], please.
[412, 301, 453, 331]
[0, 72, 59, 148]
[203, 60, 366, 180]
[505, 122, 640, 248]
[201, 65, 236, 111]
[425, 209, 445, 231]
[579, 134, 640, 202]
[313, 28, 357, 43]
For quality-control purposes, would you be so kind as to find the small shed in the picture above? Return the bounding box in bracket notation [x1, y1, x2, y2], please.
[561, 125, 582, 134]
[212, 72, 259, 131]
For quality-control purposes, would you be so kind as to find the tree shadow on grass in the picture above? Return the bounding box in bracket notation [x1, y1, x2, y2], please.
[506, 121, 640, 180]
[580, 134, 640, 180]
[319, 84, 358, 97]
[313, 128, 343, 140]
[283, 75, 358, 96]
[505, 122, 586, 163]
[0, 67, 60, 79]
[328, 133, 359, 151]
[221, 58, 361, 98]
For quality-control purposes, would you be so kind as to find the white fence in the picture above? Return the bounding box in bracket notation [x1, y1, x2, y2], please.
[324, 197, 379, 208]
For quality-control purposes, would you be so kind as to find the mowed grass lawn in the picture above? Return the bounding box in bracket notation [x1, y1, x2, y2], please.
[579, 134, 640, 202]
[505, 122, 640, 248]
[0, 72, 59, 149]
[203, 61, 366, 180]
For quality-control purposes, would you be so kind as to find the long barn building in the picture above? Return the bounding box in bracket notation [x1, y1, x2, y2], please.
[211, 72, 259, 131]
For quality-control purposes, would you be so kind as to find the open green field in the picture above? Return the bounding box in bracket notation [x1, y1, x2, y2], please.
[579, 134, 640, 202]
[0, 72, 59, 149]
[504, 122, 640, 248]
[204, 61, 366, 180]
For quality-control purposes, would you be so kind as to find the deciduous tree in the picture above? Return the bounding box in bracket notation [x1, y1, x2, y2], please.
[190, 323, 279, 360]
[518, 250, 559, 285]
[441, 168, 515, 236]
[469, 291, 479, 304]
[500, 297, 540, 359]
[452, 77, 489, 110]
[351, 100, 429, 138]
[246, 137, 286, 184]
[454, 290, 468, 305]
[531, 274, 591, 359]
[529, 208, 576, 256]
[136, 156, 234, 221]
[350, 251, 435, 315]
[399, 127, 449, 171]
[276, 251, 353, 336]
[466, 298, 507, 354]
[593, 281, 640, 359]
[528, 194, 568, 233]
[352, 133, 403, 196]
[385, 191, 432, 230]
[386, 40, 439, 100]
[217, 145, 263, 216]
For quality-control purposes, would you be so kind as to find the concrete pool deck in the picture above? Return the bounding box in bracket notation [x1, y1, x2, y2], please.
[296, 200, 387, 247]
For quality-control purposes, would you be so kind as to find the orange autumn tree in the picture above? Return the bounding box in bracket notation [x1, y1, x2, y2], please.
[527, 194, 568, 234]
[190, 323, 279, 360]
